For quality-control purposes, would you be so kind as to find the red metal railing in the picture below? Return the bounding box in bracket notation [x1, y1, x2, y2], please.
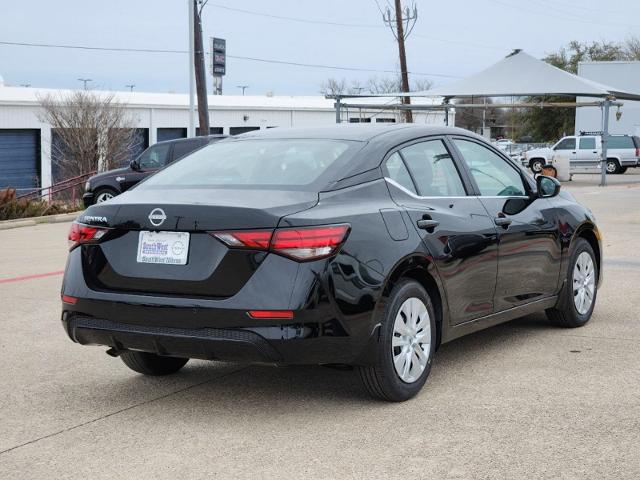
[16, 171, 97, 206]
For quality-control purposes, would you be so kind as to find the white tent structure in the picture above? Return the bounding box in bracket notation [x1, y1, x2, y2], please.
[330, 50, 640, 186]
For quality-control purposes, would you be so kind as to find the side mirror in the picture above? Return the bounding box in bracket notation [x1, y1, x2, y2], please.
[536, 175, 561, 198]
[129, 159, 140, 171]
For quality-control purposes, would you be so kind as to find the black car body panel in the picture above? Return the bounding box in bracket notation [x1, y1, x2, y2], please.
[83, 135, 227, 207]
[62, 125, 602, 366]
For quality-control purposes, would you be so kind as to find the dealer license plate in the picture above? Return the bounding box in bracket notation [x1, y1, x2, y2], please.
[136, 231, 190, 265]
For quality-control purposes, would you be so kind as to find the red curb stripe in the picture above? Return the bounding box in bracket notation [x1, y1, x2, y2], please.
[0, 270, 64, 284]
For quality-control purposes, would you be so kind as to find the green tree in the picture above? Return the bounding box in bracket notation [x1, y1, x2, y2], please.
[517, 38, 640, 142]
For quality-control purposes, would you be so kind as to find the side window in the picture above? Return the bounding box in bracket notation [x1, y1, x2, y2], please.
[399, 140, 466, 197]
[579, 137, 596, 150]
[555, 138, 576, 150]
[172, 140, 201, 162]
[453, 139, 526, 197]
[385, 152, 416, 194]
[607, 136, 633, 149]
[138, 143, 172, 169]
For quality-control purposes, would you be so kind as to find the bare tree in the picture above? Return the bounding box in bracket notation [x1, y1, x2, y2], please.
[38, 91, 137, 180]
[368, 75, 401, 94]
[319, 78, 347, 96]
[412, 78, 433, 92]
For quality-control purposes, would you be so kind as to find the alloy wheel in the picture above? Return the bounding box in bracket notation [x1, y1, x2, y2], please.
[573, 251, 596, 315]
[392, 297, 431, 383]
[96, 191, 114, 203]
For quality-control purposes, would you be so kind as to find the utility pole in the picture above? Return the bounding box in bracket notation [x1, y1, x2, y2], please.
[125, 84, 135, 92]
[78, 78, 92, 90]
[187, 0, 196, 137]
[382, 1, 417, 123]
[194, 0, 210, 136]
[237, 85, 249, 95]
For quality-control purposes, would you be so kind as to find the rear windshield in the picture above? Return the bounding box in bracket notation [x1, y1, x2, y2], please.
[607, 136, 634, 149]
[139, 138, 359, 190]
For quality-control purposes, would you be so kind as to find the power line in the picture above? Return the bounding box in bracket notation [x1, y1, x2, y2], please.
[205, 2, 382, 28]
[0, 40, 462, 78]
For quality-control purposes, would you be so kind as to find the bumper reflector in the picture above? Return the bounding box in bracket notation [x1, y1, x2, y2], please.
[61, 294, 78, 305]
[247, 310, 294, 319]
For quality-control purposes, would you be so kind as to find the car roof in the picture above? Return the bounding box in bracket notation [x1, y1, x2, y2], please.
[233, 124, 474, 142]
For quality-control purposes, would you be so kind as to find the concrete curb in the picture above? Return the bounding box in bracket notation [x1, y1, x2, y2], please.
[0, 212, 79, 231]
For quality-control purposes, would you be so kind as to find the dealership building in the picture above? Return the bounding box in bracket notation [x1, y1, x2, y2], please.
[575, 60, 640, 136]
[0, 80, 447, 193]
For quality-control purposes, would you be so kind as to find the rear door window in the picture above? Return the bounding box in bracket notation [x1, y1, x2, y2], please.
[398, 140, 467, 197]
[172, 139, 202, 162]
[384, 152, 417, 194]
[579, 137, 596, 150]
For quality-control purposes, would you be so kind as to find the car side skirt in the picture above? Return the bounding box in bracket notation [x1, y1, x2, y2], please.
[442, 295, 558, 343]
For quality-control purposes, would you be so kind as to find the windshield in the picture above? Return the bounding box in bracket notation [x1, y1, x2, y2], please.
[139, 138, 359, 190]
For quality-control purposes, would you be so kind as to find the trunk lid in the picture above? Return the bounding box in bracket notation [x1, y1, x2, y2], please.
[78, 187, 317, 298]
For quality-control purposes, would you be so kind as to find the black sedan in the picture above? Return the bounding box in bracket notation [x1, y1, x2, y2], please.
[61, 125, 602, 401]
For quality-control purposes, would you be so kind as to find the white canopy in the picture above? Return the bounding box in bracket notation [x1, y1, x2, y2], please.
[407, 50, 640, 101]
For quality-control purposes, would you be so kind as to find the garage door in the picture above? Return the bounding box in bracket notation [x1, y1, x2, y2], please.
[157, 128, 187, 142]
[0, 129, 40, 191]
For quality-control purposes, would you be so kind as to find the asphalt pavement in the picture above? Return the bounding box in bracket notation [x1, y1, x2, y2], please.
[1, 173, 639, 479]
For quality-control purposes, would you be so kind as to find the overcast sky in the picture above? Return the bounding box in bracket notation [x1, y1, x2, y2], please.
[1, 0, 639, 95]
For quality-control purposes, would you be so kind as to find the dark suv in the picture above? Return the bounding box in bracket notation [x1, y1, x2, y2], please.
[83, 135, 226, 207]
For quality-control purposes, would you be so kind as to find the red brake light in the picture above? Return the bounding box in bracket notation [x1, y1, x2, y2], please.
[212, 224, 350, 261]
[68, 222, 108, 251]
[248, 310, 294, 319]
[636, 147, 640, 157]
[271, 224, 350, 261]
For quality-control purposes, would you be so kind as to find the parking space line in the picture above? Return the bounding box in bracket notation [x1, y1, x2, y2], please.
[0, 366, 248, 457]
[0, 270, 64, 284]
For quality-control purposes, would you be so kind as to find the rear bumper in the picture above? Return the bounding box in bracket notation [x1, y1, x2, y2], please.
[62, 308, 378, 366]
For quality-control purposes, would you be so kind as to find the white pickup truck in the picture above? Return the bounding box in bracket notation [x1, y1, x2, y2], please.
[523, 134, 640, 174]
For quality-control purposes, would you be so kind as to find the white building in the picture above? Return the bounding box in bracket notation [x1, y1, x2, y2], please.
[0, 83, 447, 192]
[575, 61, 640, 136]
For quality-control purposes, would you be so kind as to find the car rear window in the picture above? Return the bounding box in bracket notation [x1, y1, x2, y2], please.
[139, 139, 359, 190]
[607, 136, 634, 149]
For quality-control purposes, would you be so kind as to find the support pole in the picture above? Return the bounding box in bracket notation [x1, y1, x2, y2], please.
[600, 98, 611, 187]
[187, 0, 196, 138]
[335, 97, 342, 124]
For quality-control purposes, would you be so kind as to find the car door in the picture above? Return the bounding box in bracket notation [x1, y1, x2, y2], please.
[123, 142, 173, 191]
[552, 137, 577, 165]
[576, 136, 599, 167]
[449, 137, 561, 312]
[384, 137, 499, 325]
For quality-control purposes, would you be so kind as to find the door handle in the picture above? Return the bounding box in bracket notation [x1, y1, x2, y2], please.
[417, 219, 439, 232]
[494, 216, 512, 228]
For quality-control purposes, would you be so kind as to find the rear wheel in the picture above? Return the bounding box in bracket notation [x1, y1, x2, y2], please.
[619, 166, 628, 174]
[546, 238, 597, 328]
[358, 279, 436, 402]
[120, 351, 188, 376]
[605, 159, 620, 174]
[530, 158, 545, 173]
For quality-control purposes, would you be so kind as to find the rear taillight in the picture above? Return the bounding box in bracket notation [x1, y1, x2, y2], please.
[212, 224, 350, 262]
[68, 222, 109, 251]
[636, 147, 640, 157]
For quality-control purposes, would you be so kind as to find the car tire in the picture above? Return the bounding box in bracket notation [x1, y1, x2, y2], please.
[530, 158, 545, 173]
[546, 238, 598, 328]
[120, 351, 189, 376]
[605, 159, 620, 175]
[357, 279, 436, 402]
[618, 166, 628, 174]
[93, 187, 119, 204]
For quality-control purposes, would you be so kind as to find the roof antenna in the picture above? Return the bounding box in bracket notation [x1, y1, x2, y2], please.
[507, 49, 522, 57]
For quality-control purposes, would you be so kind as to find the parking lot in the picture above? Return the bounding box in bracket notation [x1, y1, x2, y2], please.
[1, 173, 639, 479]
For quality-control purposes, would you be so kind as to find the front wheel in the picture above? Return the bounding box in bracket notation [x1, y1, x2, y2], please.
[94, 187, 118, 204]
[546, 238, 598, 328]
[530, 158, 545, 173]
[357, 279, 436, 402]
[120, 351, 189, 376]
